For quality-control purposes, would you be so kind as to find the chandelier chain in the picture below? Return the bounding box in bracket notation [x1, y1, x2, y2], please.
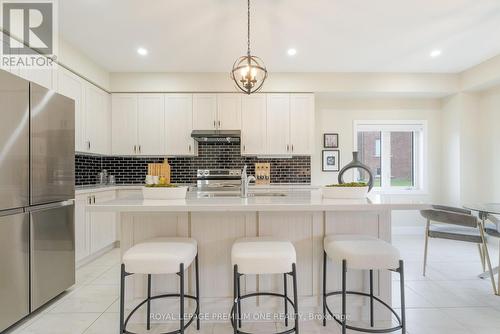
[247, 0, 251, 56]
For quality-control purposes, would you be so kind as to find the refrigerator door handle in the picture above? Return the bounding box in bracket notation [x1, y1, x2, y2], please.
[26, 200, 75, 213]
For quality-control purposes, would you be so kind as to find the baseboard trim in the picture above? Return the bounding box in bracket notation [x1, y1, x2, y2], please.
[76, 241, 119, 268]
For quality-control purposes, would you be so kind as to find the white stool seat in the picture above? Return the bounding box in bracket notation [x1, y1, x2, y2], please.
[232, 237, 296, 274]
[123, 237, 197, 274]
[324, 234, 400, 270]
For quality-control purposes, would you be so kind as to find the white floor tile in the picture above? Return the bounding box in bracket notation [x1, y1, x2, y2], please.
[17, 313, 101, 334]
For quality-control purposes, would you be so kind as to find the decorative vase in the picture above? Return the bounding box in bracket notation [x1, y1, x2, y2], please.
[337, 152, 374, 191]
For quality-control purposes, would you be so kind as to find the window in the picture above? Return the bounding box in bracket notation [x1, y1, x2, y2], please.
[354, 121, 427, 193]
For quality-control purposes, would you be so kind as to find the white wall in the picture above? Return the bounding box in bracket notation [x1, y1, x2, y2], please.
[312, 95, 442, 194]
[110, 72, 459, 96]
[440, 93, 481, 206]
[58, 38, 110, 90]
[478, 87, 500, 203]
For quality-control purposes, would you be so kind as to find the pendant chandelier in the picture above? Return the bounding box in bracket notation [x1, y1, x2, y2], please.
[230, 0, 268, 94]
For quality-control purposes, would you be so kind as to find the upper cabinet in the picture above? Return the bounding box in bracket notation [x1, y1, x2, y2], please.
[266, 94, 291, 155]
[165, 94, 196, 156]
[57, 67, 110, 154]
[265, 93, 315, 156]
[192, 93, 242, 130]
[193, 94, 217, 130]
[111, 94, 137, 155]
[241, 94, 267, 155]
[57, 68, 85, 152]
[85, 83, 111, 155]
[108, 92, 313, 157]
[217, 94, 242, 130]
[290, 94, 315, 155]
[137, 94, 165, 155]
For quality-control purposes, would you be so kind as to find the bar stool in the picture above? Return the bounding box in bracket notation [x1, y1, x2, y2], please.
[120, 237, 200, 334]
[230, 237, 299, 334]
[322, 234, 406, 334]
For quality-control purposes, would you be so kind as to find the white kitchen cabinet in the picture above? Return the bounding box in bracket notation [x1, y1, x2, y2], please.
[137, 94, 165, 155]
[241, 94, 267, 155]
[217, 94, 242, 130]
[57, 68, 110, 154]
[290, 94, 315, 155]
[89, 191, 117, 254]
[193, 93, 217, 130]
[165, 94, 196, 156]
[85, 83, 110, 154]
[75, 194, 90, 263]
[111, 94, 165, 155]
[75, 191, 117, 265]
[111, 94, 138, 155]
[57, 68, 86, 152]
[266, 94, 291, 155]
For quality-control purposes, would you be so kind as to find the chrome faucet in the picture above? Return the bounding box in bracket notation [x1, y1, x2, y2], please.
[240, 165, 256, 198]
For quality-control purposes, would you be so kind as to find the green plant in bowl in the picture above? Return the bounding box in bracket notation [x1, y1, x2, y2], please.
[145, 184, 179, 188]
[325, 182, 368, 188]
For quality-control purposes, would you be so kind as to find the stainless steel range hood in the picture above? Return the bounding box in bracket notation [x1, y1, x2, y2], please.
[191, 130, 241, 143]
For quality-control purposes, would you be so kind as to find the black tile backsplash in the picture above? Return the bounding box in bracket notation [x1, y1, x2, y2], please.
[76, 142, 311, 185]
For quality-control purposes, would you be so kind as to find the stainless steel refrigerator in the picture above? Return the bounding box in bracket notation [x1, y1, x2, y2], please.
[0, 70, 75, 332]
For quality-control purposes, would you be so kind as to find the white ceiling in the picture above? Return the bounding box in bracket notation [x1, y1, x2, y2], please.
[60, 0, 500, 73]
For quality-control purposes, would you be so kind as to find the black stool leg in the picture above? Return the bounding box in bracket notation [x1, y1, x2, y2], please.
[179, 263, 185, 334]
[399, 260, 406, 334]
[369, 270, 374, 327]
[322, 251, 327, 327]
[147, 274, 152, 330]
[233, 265, 238, 334]
[341, 260, 347, 334]
[292, 263, 299, 334]
[120, 264, 125, 334]
[237, 271, 242, 328]
[195, 254, 200, 330]
[284, 273, 288, 327]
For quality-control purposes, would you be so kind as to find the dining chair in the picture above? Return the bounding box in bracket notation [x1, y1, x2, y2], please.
[420, 205, 498, 295]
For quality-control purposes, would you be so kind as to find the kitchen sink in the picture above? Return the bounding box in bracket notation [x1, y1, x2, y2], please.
[197, 192, 287, 198]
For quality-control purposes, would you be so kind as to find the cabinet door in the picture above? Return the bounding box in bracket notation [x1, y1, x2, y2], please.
[193, 93, 217, 130]
[137, 94, 165, 155]
[57, 68, 85, 152]
[165, 94, 195, 156]
[85, 84, 111, 154]
[111, 94, 138, 155]
[290, 94, 315, 155]
[266, 94, 290, 155]
[90, 191, 116, 254]
[217, 94, 241, 130]
[241, 94, 267, 155]
[75, 194, 90, 263]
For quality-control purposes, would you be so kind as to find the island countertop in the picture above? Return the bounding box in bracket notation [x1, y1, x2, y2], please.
[88, 189, 429, 212]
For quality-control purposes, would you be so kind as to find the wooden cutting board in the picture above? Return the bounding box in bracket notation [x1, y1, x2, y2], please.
[147, 160, 171, 183]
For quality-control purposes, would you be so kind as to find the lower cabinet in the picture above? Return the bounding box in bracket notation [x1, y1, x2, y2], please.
[75, 191, 117, 264]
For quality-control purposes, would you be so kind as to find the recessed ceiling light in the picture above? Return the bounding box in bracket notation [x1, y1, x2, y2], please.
[287, 48, 297, 56]
[430, 50, 441, 58]
[137, 47, 148, 56]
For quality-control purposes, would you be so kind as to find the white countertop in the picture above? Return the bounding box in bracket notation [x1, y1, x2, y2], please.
[88, 189, 430, 212]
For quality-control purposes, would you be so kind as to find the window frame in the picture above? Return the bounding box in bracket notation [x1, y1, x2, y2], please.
[353, 120, 428, 195]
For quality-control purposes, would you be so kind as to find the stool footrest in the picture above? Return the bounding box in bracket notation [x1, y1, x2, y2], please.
[324, 291, 402, 333]
[230, 291, 297, 334]
[123, 293, 199, 334]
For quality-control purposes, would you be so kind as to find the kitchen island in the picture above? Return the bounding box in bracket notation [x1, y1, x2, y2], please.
[90, 189, 428, 323]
